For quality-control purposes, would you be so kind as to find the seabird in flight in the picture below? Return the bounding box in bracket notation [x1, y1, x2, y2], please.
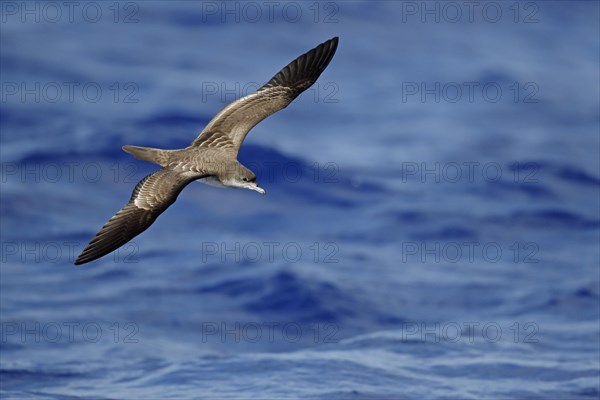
[75, 37, 339, 265]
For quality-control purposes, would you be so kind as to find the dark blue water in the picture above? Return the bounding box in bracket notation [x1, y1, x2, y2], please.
[1, 1, 599, 398]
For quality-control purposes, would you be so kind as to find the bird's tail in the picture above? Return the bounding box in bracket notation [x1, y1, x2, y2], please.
[122, 145, 173, 167]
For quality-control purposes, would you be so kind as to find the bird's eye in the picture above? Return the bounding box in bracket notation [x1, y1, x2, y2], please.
[242, 178, 248, 182]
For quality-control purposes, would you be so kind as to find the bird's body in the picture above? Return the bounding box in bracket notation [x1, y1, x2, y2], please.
[75, 37, 339, 265]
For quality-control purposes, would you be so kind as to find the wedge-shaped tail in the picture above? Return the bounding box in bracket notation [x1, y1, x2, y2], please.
[122, 145, 173, 167]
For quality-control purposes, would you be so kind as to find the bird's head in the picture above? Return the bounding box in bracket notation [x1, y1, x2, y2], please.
[222, 164, 266, 195]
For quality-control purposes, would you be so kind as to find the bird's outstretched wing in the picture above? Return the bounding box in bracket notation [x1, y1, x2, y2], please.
[191, 37, 339, 154]
[75, 169, 203, 265]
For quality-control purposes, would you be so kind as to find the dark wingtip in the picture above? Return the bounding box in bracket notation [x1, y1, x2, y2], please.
[320, 36, 339, 54]
[74, 250, 91, 265]
[325, 37, 339, 58]
[325, 36, 339, 48]
[317, 36, 339, 64]
[260, 36, 339, 92]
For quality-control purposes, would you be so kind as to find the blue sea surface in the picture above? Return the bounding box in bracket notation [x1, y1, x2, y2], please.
[1, 1, 599, 399]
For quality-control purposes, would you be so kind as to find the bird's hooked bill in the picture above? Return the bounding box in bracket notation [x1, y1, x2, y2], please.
[253, 186, 266, 195]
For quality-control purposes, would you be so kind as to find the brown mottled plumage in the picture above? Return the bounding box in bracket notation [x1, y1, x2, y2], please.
[75, 37, 339, 265]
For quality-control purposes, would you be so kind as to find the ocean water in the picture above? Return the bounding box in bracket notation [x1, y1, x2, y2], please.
[1, 1, 599, 399]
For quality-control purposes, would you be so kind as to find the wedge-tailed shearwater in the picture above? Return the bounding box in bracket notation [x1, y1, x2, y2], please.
[75, 37, 339, 265]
